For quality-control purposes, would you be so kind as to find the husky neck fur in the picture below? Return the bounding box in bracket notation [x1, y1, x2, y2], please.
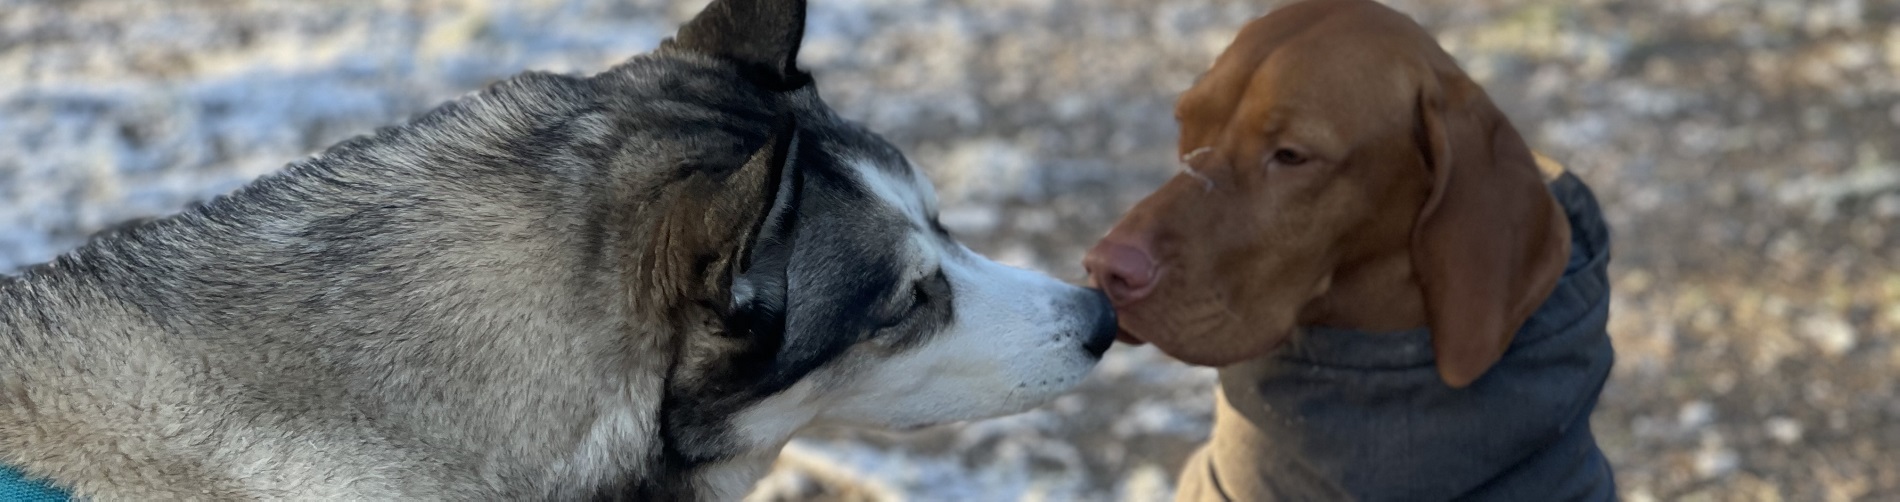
[0, 1, 1119, 500]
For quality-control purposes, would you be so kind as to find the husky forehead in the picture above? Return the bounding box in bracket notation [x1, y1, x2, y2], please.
[809, 126, 951, 271]
[806, 127, 943, 244]
[589, 55, 937, 239]
[845, 151, 941, 233]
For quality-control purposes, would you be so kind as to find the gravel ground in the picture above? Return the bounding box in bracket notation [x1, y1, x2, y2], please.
[2, 0, 1896, 500]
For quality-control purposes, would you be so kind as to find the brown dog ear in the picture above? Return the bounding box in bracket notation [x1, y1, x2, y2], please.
[1413, 71, 1572, 388]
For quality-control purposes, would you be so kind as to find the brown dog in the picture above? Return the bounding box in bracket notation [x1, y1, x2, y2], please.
[1085, 0, 1615, 499]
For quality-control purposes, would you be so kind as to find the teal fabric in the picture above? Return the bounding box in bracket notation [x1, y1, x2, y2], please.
[0, 464, 69, 502]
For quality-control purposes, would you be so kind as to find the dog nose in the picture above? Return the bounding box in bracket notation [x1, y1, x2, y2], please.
[1084, 239, 1158, 305]
[1078, 288, 1119, 357]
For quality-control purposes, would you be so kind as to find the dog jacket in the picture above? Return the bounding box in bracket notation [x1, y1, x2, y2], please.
[1176, 172, 1616, 501]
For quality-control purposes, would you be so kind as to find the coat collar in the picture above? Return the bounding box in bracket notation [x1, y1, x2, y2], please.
[0, 464, 71, 502]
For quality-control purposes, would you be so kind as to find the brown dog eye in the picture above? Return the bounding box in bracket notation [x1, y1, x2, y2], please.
[1271, 149, 1307, 166]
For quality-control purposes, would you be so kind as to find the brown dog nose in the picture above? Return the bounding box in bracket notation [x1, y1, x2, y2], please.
[1084, 239, 1158, 304]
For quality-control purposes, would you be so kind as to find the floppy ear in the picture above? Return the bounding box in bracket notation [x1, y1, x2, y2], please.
[1413, 70, 1572, 388]
[668, 0, 811, 90]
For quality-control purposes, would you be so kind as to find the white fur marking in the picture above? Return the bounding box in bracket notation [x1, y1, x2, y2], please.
[814, 243, 1102, 429]
[1181, 147, 1216, 193]
[851, 158, 935, 226]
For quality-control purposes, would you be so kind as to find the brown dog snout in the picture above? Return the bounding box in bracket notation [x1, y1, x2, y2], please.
[1083, 237, 1158, 305]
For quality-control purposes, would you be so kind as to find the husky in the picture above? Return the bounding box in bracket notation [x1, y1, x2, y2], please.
[0, 0, 1119, 499]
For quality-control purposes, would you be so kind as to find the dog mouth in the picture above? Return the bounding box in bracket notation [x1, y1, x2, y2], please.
[1089, 275, 1151, 346]
[1110, 306, 1293, 366]
[1110, 307, 1150, 345]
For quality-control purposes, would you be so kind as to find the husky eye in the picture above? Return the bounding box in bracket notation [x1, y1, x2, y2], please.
[906, 282, 929, 312]
[897, 282, 929, 319]
[874, 284, 926, 330]
[877, 272, 936, 330]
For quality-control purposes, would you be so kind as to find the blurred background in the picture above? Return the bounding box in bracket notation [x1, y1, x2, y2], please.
[1, 0, 1895, 499]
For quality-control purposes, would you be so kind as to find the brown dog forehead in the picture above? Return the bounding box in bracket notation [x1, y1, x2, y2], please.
[1175, 0, 1445, 154]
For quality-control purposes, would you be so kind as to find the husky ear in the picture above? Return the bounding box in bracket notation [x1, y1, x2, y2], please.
[728, 123, 803, 339]
[669, 0, 811, 90]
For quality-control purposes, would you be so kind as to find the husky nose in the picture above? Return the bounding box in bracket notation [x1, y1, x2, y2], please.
[1084, 239, 1158, 305]
[1078, 289, 1118, 358]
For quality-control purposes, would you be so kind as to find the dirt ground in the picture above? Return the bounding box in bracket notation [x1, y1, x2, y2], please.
[2, 0, 1896, 500]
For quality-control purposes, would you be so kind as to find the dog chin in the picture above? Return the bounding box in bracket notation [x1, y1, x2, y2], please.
[1171, 349, 1252, 367]
[1142, 327, 1294, 367]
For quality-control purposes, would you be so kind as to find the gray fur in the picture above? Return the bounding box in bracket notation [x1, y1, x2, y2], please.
[0, 1, 1117, 500]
